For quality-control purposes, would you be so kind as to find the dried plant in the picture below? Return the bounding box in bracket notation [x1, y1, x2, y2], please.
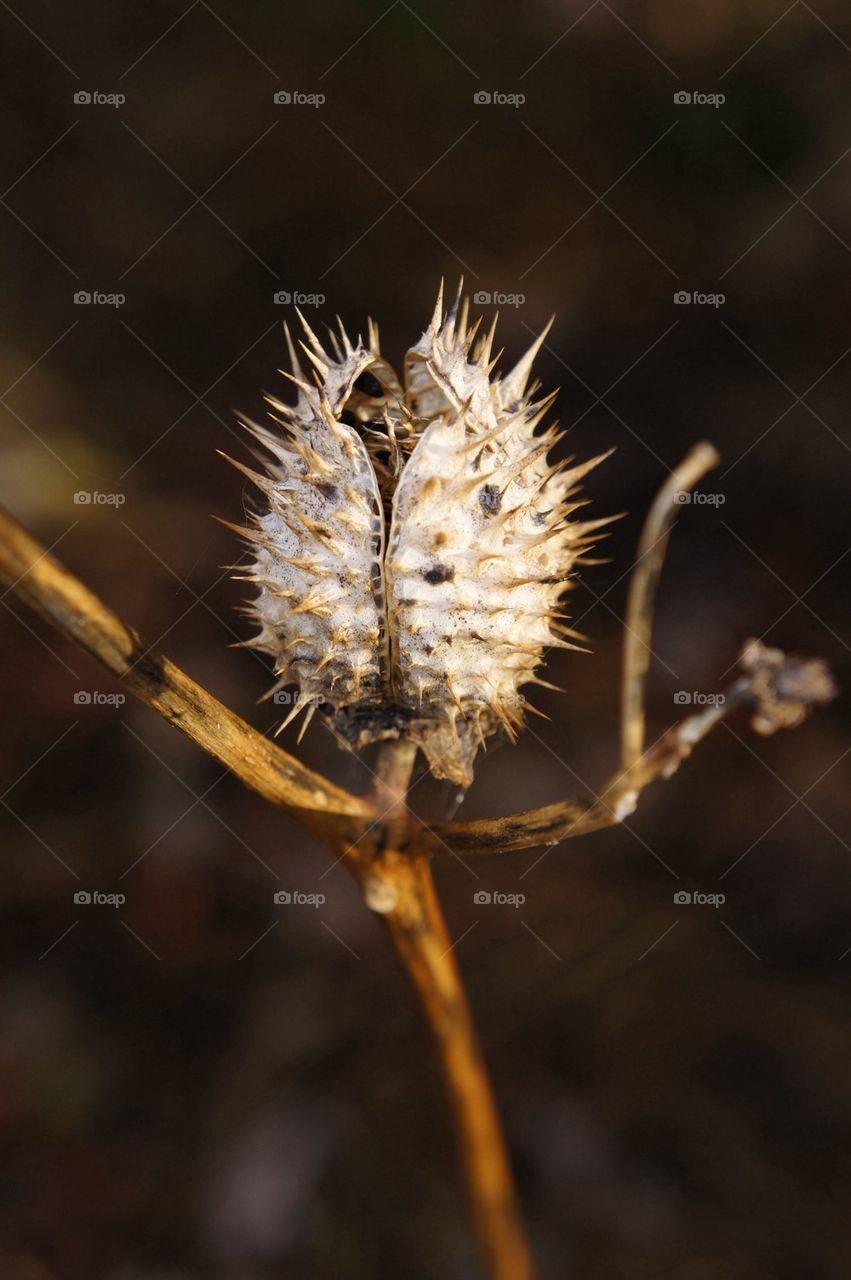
[226, 281, 611, 787]
[0, 287, 835, 1280]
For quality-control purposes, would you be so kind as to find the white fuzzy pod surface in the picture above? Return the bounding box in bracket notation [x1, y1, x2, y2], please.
[228, 284, 610, 787]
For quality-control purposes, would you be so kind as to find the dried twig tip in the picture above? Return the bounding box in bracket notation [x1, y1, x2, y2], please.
[739, 637, 837, 736]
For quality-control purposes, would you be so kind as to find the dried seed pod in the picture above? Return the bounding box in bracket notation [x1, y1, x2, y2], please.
[227, 284, 611, 786]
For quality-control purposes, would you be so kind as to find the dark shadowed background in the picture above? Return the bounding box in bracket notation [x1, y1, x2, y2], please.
[2, 2, 850, 1277]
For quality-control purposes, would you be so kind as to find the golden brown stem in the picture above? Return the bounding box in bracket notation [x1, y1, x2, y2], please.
[360, 742, 536, 1280]
[385, 854, 535, 1280]
[0, 506, 372, 831]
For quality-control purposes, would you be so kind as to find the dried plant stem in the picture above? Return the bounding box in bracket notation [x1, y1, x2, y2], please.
[387, 857, 534, 1280]
[620, 441, 720, 771]
[366, 740, 534, 1280]
[0, 507, 372, 832]
[371, 737, 419, 816]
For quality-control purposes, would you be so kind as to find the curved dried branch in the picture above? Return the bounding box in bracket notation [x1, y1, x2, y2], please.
[620, 441, 720, 771]
[0, 507, 373, 829]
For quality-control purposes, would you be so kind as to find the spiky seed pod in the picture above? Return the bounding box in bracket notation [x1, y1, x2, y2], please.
[227, 284, 611, 787]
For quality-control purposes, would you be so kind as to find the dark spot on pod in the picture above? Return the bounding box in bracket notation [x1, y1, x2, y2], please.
[423, 564, 454, 585]
[316, 482, 338, 500]
[479, 484, 502, 516]
[534, 509, 551, 526]
[433, 531, 447, 548]
[354, 370, 383, 398]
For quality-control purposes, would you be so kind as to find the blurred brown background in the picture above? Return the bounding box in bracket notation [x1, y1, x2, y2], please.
[1, 2, 850, 1277]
